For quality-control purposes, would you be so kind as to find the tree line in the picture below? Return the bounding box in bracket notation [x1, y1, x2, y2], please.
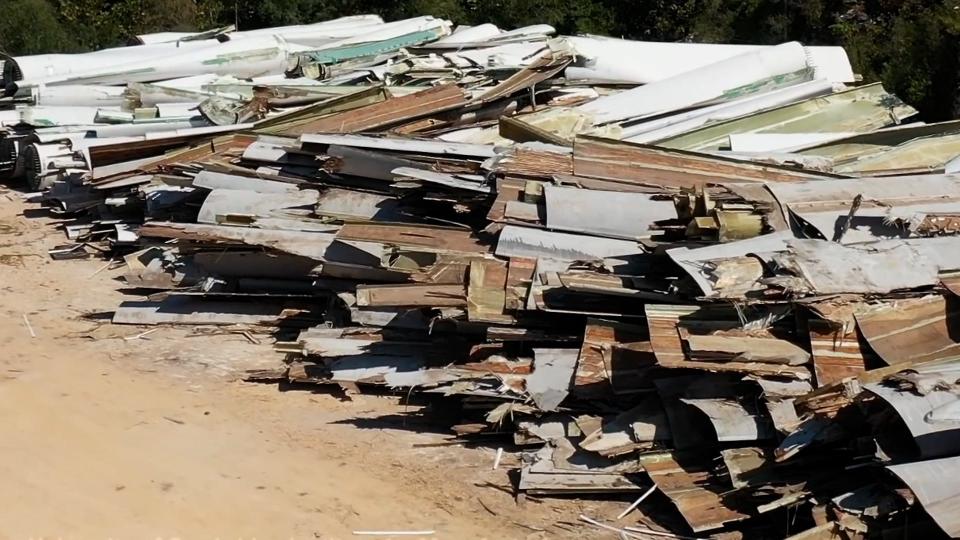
[2, 0, 958, 120]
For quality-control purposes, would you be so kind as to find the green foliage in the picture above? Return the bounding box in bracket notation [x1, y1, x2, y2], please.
[6, 0, 227, 52]
[0, 0, 78, 55]
[2, 0, 960, 119]
[877, 3, 960, 119]
[458, 0, 614, 35]
[687, 0, 960, 119]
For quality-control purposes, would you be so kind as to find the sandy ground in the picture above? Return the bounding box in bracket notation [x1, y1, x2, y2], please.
[0, 187, 622, 539]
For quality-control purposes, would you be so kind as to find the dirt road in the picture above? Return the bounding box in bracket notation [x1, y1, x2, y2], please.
[0, 188, 617, 539]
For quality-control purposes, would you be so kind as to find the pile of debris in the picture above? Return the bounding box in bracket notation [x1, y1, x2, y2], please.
[4, 14, 960, 539]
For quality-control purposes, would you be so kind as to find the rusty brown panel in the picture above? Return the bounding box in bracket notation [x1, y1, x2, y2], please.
[138, 222, 271, 243]
[290, 84, 470, 134]
[409, 255, 471, 284]
[551, 173, 668, 193]
[90, 132, 254, 168]
[467, 259, 514, 324]
[572, 136, 830, 189]
[431, 158, 484, 174]
[479, 53, 572, 103]
[388, 116, 449, 134]
[722, 182, 790, 231]
[498, 115, 571, 146]
[490, 147, 574, 178]
[916, 214, 960, 236]
[505, 257, 536, 311]
[679, 359, 811, 379]
[640, 452, 751, 533]
[575, 318, 653, 397]
[606, 340, 656, 393]
[645, 305, 812, 380]
[89, 138, 190, 166]
[461, 349, 532, 374]
[256, 86, 387, 135]
[356, 283, 467, 307]
[645, 305, 698, 366]
[287, 361, 328, 383]
[502, 200, 543, 224]
[808, 320, 867, 387]
[486, 178, 526, 223]
[557, 273, 656, 298]
[855, 295, 960, 366]
[795, 345, 948, 416]
[201, 160, 309, 186]
[134, 134, 255, 173]
[393, 99, 521, 136]
[576, 321, 612, 393]
[941, 272, 960, 297]
[679, 328, 809, 365]
[336, 223, 490, 254]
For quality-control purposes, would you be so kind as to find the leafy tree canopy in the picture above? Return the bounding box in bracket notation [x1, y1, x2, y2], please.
[1, 0, 959, 119]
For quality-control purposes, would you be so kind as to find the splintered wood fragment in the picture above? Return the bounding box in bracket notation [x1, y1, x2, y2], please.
[411, 440, 467, 448]
[356, 283, 467, 308]
[832, 193, 862, 242]
[583, 516, 710, 540]
[579, 515, 644, 539]
[243, 368, 288, 382]
[493, 447, 504, 470]
[88, 258, 115, 278]
[451, 423, 487, 435]
[616, 484, 657, 520]
[22, 314, 36, 338]
[477, 497, 498, 516]
[124, 328, 160, 341]
[623, 525, 709, 540]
